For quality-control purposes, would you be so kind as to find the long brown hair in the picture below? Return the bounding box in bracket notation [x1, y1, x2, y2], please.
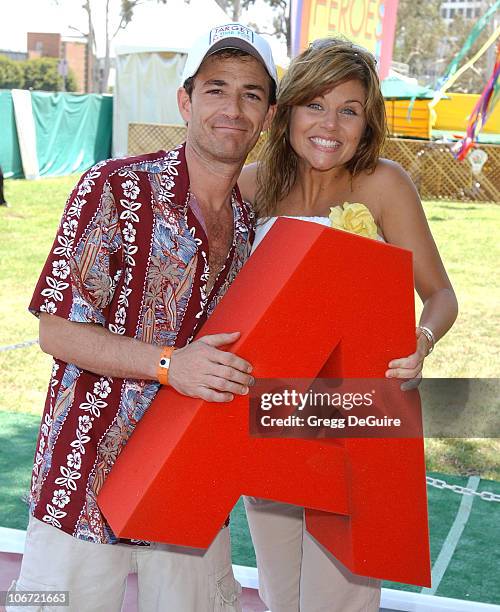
[255, 38, 387, 218]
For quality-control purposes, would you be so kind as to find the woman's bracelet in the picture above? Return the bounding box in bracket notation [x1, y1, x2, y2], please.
[417, 326, 436, 355]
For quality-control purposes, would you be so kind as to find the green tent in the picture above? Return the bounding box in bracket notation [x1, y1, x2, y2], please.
[381, 73, 436, 100]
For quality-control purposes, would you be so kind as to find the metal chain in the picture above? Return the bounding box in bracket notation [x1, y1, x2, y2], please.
[0, 339, 39, 353]
[426, 476, 500, 503]
[1, 343, 499, 506]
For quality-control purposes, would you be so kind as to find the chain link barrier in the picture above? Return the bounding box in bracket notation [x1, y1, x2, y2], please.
[426, 476, 500, 503]
[0, 339, 39, 353]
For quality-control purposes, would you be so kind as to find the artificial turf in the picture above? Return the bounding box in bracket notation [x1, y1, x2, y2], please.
[1, 410, 499, 604]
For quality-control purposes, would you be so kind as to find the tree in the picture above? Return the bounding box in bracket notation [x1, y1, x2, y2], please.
[23, 58, 78, 92]
[65, 69, 78, 92]
[0, 55, 25, 89]
[393, 0, 447, 83]
[253, 0, 291, 57]
[59, 0, 291, 93]
[84, 0, 172, 93]
[443, 12, 494, 93]
[56, 0, 169, 93]
[213, 0, 292, 56]
[213, 0, 249, 21]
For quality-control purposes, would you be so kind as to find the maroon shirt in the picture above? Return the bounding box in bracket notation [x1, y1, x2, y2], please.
[29, 144, 254, 543]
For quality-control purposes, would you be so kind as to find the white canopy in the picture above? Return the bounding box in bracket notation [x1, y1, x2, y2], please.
[112, 0, 229, 156]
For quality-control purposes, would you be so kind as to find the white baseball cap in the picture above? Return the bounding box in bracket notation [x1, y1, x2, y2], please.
[181, 23, 278, 87]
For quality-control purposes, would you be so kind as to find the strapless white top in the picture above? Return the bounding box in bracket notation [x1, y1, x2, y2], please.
[252, 216, 384, 254]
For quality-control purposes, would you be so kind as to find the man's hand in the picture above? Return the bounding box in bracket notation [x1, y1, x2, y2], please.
[169, 331, 254, 402]
[38, 315, 253, 402]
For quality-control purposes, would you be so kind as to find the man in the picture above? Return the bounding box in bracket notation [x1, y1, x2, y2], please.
[0, 165, 8, 206]
[8, 24, 276, 612]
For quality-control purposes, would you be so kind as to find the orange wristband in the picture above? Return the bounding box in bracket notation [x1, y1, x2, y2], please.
[157, 346, 175, 386]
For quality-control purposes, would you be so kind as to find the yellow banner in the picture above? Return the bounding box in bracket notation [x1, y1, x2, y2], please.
[293, 0, 399, 78]
[307, 0, 381, 55]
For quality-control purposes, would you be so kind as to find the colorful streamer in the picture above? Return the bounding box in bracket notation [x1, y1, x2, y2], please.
[453, 42, 500, 161]
[429, 24, 500, 124]
[436, 0, 500, 90]
[428, 1, 500, 124]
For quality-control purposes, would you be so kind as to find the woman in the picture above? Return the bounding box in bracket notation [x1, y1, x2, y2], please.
[238, 39, 458, 612]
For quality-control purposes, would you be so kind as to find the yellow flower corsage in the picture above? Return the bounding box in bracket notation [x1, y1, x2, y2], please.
[329, 202, 377, 239]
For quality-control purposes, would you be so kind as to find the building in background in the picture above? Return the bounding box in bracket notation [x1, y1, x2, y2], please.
[27, 32, 95, 92]
[0, 50, 28, 61]
[440, 0, 483, 23]
[27, 32, 60, 59]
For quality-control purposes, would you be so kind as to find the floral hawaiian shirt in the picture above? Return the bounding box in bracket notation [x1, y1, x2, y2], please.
[28, 143, 255, 543]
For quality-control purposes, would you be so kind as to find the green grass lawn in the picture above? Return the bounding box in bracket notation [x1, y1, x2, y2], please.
[0, 175, 499, 478]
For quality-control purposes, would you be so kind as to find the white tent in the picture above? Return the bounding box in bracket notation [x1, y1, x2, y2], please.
[112, 0, 228, 156]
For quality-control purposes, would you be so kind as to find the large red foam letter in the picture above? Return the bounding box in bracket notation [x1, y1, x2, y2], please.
[99, 219, 431, 586]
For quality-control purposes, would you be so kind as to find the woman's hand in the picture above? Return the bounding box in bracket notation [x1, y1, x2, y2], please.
[385, 328, 431, 391]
